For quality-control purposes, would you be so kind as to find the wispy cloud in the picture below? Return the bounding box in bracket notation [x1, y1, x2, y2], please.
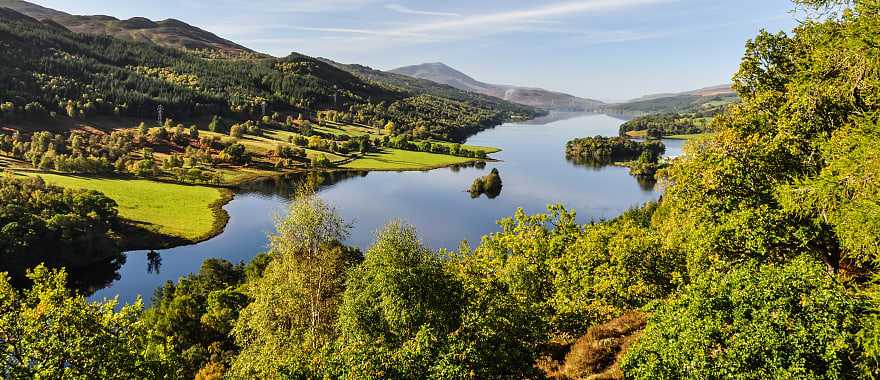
[396, 0, 670, 34]
[384, 4, 460, 17]
[221, 0, 673, 56]
[292, 26, 425, 38]
[184, 0, 378, 13]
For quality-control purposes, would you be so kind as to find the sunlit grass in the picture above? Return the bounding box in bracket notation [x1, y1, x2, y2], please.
[32, 173, 226, 241]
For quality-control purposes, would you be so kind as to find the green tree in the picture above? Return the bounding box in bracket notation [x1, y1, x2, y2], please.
[137, 121, 149, 137]
[230, 186, 358, 378]
[0, 265, 169, 378]
[621, 256, 864, 380]
[221, 143, 249, 165]
[143, 259, 247, 378]
[482, 168, 503, 198]
[208, 115, 224, 133]
[189, 124, 200, 139]
[334, 221, 463, 379]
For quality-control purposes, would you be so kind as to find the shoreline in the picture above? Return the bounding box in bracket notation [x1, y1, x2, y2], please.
[6, 116, 526, 253]
[115, 154, 503, 252]
[117, 188, 234, 251]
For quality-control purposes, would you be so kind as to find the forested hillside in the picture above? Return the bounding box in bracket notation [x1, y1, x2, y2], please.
[0, 8, 537, 141]
[608, 92, 738, 115]
[0, 0, 257, 55]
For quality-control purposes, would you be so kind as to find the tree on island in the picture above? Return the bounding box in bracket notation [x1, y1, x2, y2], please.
[470, 168, 503, 199]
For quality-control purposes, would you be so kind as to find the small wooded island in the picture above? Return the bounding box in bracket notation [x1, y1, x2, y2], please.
[469, 168, 503, 198]
[565, 136, 666, 178]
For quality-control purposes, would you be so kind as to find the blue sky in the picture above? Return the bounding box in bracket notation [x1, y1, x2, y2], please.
[31, 0, 798, 100]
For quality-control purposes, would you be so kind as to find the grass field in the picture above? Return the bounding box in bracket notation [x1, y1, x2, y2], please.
[625, 130, 649, 138]
[145, 121, 500, 173]
[31, 173, 229, 242]
[341, 148, 477, 170]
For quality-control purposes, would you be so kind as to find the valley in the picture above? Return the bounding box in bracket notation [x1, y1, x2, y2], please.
[1, 0, 875, 379]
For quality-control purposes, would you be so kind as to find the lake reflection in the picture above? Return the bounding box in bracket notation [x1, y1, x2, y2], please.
[91, 113, 670, 305]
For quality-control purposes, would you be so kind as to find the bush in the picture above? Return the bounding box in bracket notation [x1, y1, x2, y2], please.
[221, 143, 250, 165]
[621, 256, 865, 379]
[229, 125, 244, 138]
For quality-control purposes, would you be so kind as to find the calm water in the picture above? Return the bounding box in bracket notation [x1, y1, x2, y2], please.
[91, 113, 681, 305]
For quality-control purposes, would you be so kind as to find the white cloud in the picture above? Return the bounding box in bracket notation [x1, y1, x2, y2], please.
[384, 4, 460, 17]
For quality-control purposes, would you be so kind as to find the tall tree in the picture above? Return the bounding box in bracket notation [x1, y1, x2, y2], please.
[229, 185, 358, 378]
[334, 221, 463, 379]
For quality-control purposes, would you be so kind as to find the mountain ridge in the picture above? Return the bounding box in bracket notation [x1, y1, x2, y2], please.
[0, 0, 256, 55]
[318, 58, 542, 120]
[0, 6, 539, 142]
[627, 84, 735, 103]
[390, 62, 605, 112]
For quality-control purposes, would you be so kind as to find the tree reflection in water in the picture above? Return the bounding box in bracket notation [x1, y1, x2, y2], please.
[147, 250, 162, 274]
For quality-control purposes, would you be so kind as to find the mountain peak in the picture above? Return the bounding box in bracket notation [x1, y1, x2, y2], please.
[391, 62, 478, 84]
[390, 62, 604, 112]
[119, 17, 157, 29]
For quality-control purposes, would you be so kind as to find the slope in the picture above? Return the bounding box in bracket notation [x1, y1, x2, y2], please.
[391, 62, 605, 112]
[607, 83, 739, 115]
[319, 59, 543, 120]
[0, 0, 256, 56]
[0, 8, 532, 141]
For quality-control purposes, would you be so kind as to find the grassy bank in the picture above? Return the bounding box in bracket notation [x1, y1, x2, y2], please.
[340, 148, 478, 171]
[30, 173, 231, 248]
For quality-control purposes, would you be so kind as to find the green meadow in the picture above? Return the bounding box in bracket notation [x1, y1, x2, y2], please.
[32, 173, 228, 242]
[341, 148, 477, 170]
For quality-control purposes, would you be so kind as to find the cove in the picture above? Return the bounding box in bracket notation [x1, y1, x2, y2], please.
[91, 113, 682, 305]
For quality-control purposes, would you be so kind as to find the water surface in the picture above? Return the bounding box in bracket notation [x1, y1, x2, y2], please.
[92, 113, 675, 304]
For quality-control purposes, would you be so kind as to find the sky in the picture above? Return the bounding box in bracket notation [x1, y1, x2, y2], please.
[30, 0, 799, 101]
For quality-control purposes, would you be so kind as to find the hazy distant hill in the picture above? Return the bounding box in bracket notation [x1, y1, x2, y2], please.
[610, 84, 739, 115]
[390, 62, 605, 112]
[0, 0, 255, 55]
[319, 59, 543, 119]
[628, 84, 735, 102]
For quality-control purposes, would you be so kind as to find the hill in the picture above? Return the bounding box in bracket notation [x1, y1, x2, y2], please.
[319, 59, 543, 120]
[0, 0, 256, 56]
[608, 85, 739, 115]
[628, 84, 734, 102]
[390, 62, 605, 112]
[0, 7, 535, 141]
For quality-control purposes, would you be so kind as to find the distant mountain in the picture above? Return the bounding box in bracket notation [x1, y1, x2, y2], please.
[0, 0, 255, 55]
[390, 62, 604, 112]
[319, 59, 543, 120]
[628, 84, 735, 103]
[605, 84, 738, 115]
